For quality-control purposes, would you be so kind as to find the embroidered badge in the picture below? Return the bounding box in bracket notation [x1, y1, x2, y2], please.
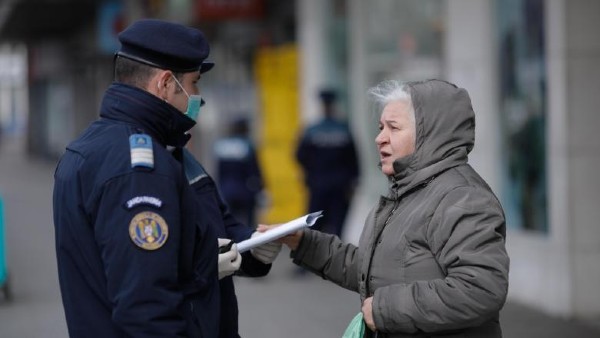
[130, 134, 154, 169]
[125, 196, 163, 210]
[129, 211, 168, 250]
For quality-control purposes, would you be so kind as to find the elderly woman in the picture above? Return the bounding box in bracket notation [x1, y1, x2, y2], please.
[280, 79, 509, 337]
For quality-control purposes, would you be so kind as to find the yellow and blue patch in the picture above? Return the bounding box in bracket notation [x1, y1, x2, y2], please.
[129, 211, 168, 250]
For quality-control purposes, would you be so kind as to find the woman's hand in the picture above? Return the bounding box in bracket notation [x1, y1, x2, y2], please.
[362, 297, 377, 332]
[256, 224, 304, 251]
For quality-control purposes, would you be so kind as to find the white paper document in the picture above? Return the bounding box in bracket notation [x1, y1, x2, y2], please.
[236, 211, 323, 253]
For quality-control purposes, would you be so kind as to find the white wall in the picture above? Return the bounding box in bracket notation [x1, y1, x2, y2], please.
[342, 0, 383, 245]
[444, 0, 501, 195]
[564, 0, 600, 319]
[446, 0, 600, 320]
[296, 0, 330, 125]
[444, 0, 571, 316]
[498, 0, 574, 317]
[504, 0, 600, 319]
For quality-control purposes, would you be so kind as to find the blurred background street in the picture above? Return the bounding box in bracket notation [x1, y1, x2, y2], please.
[1, 135, 599, 337]
[1, 0, 600, 337]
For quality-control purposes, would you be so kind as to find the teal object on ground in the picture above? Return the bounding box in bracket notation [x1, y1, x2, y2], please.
[342, 312, 366, 338]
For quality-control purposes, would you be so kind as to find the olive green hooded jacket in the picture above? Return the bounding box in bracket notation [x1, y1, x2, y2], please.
[292, 80, 509, 337]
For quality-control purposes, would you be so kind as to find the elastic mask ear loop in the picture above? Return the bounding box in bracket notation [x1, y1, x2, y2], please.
[172, 75, 190, 99]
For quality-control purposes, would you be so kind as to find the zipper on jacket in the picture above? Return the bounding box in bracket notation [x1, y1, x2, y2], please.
[365, 176, 436, 296]
[366, 199, 399, 297]
[364, 175, 438, 318]
[375, 199, 399, 245]
[373, 175, 436, 250]
[383, 201, 399, 226]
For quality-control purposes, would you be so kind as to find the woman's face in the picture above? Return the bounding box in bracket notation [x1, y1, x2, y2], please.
[375, 100, 416, 176]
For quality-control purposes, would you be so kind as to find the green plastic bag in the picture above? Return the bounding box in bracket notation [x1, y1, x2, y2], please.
[342, 312, 365, 338]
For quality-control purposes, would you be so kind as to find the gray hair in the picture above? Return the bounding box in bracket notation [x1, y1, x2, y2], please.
[367, 80, 415, 124]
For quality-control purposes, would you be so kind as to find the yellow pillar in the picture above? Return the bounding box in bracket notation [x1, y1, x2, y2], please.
[254, 44, 307, 223]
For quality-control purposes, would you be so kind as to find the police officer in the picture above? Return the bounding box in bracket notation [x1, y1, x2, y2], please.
[53, 19, 280, 338]
[296, 89, 360, 238]
[213, 116, 264, 227]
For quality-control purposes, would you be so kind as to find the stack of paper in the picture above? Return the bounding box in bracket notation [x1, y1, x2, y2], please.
[237, 211, 323, 253]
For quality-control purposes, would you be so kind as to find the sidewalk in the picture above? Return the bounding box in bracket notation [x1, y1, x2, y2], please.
[0, 135, 599, 337]
[501, 301, 600, 337]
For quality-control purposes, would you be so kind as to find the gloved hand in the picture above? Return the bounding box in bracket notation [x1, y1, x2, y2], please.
[218, 238, 241, 280]
[250, 231, 282, 264]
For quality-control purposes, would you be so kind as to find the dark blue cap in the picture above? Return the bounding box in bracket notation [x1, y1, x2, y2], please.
[319, 89, 337, 104]
[117, 19, 214, 73]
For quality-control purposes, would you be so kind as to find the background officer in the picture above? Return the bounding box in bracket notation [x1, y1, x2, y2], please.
[296, 89, 360, 238]
[213, 116, 265, 228]
[53, 19, 241, 337]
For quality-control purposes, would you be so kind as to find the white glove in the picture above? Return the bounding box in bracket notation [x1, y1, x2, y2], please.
[218, 238, 241, 280]
[250, 231, 282, 264]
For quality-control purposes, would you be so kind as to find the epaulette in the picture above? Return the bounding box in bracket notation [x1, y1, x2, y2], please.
[182, 148, 207, 184]
[129, 134, 154, 169]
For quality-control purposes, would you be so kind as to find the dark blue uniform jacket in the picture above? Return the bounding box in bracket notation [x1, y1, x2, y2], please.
[296, 117, 359, 191]
[182, 148, 271, 338]
[53, 83, 220, 337]
[54, 83, 271, 338]
[213, 137, 263, 206]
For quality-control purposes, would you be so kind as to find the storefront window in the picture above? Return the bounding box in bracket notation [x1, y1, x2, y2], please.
[496, 0, 548, 232]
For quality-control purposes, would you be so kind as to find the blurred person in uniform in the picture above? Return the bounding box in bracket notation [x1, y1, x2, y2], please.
[295, 89, 359, 238]
[213, 116, 265, 227]
[53, 19, 280, 338]
[0, 119, 4, 151]
[275, 80, 510, 337]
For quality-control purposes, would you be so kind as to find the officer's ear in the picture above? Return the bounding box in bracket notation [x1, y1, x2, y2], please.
[152, 70, 174, 101]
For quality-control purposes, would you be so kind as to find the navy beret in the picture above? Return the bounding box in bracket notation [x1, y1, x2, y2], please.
[319, 89, 337, 103]
[117, 19, 214, 73]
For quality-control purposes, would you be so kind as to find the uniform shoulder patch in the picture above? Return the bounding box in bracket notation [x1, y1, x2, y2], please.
[129, 211, 168, 250]
[129, 134, 154, 169]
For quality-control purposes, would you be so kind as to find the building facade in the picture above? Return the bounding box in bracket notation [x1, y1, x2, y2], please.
[298, 0, 599, 321]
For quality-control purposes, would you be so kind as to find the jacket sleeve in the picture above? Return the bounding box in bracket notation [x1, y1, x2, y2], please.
[292, 228, 360, 293]
[372, 186, 509, 334]
[93, 171, 187, 337]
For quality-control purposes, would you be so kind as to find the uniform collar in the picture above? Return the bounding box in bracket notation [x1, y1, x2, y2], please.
[100, 82, 196, 147]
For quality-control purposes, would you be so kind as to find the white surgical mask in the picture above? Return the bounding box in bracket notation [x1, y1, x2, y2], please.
[172, 75, 203, 122]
